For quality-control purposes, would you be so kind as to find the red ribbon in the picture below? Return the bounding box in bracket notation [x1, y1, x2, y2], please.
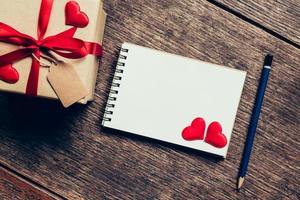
[0, 0, 102, 96]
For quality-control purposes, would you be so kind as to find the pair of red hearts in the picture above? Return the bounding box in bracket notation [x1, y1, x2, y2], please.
[0, 1, 89, 84]
[182, 118, 227, 148]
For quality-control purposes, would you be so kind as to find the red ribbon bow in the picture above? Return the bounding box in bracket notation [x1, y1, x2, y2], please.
[0, 0, 102, 96]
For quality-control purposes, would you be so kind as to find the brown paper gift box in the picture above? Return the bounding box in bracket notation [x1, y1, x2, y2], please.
[0, 0, 107, 104]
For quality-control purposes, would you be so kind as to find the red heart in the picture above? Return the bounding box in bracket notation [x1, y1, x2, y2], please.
[65, 1, 89, 28]
[0, 64, 19, 84]
[204, 122, 227, 148]
[182, 118, 206, 141]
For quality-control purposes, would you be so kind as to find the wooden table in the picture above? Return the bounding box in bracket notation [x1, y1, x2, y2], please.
[1, 0, 299, 199]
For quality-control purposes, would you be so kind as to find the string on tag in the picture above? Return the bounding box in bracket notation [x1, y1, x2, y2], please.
[32, 53, 58, 67]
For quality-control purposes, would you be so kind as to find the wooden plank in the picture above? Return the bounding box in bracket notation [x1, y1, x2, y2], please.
[212, 0, 300, 47]
[0, 165, 60, 200]
[0, 0, 299, 199]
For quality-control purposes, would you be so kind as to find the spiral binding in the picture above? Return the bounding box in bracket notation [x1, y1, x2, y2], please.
[103, 47, 128, 123]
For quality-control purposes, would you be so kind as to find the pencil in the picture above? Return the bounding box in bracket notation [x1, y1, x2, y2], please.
[237, 54, 273, 190]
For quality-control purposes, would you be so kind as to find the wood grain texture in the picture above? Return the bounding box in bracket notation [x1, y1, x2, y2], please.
[0, 165, 60, 200]
[0, 0, 300, 199]
[214, 0, 300, 46]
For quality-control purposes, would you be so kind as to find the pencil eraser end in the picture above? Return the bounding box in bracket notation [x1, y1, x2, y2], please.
[264, 54, 273, 67]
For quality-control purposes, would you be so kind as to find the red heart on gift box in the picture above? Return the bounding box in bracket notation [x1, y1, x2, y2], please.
[182, 118, 206, 141]
[204, 121, 227, 148]
[65, 1, 89, 28]
[0, 64, 19, 84]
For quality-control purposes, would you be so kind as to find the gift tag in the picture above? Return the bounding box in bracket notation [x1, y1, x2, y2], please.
[47, 62, 89, 108]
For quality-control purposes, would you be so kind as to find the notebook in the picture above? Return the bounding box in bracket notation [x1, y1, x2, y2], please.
[102, 43, 246, 157]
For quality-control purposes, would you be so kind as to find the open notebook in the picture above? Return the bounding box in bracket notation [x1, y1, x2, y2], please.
[102, 43, 246, 157]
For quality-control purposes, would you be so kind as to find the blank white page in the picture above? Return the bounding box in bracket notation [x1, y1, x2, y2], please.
[102, 42, 246, 157]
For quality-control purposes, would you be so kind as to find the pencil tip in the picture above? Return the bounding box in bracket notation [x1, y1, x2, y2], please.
[237, 177, 245, 191]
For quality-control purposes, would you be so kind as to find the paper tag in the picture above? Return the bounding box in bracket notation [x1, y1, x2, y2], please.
[47, 62, 89, 108]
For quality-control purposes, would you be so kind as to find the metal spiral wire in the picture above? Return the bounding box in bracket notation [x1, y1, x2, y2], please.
[103, 48, 128, 122]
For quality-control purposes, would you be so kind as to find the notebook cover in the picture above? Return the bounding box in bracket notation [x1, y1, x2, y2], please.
[102, 42, 246, 157]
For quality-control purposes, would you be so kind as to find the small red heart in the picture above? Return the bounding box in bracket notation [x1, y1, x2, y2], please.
[65, 1, 89, 28]
[204, 122, 227, 148]
[0, 64, 19, 84]
[182, 118, 206, 141]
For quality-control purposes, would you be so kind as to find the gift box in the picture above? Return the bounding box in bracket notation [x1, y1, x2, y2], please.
[0, 0, 106, 106]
